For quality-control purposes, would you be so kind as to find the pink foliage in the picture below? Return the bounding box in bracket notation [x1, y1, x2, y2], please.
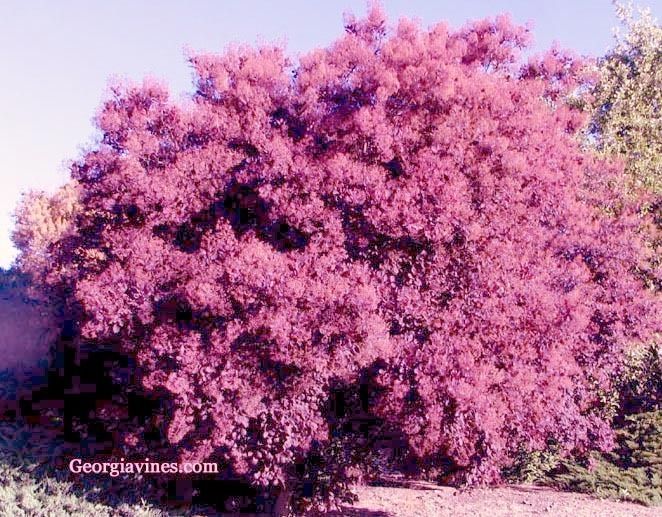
[44, 5, 660, 491]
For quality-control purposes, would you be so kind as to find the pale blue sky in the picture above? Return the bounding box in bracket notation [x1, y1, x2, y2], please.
[1, 1, 660, 268]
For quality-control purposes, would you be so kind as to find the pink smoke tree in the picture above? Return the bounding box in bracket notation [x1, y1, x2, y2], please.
[30, 4, 661, 511]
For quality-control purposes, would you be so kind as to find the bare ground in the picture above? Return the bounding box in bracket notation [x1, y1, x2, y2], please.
[333, 481, 659, 517]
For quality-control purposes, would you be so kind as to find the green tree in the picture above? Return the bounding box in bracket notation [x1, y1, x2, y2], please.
[589, 1, 661, 195]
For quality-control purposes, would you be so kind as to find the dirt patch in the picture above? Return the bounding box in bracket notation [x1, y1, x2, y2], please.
[335, 481, 659, 517]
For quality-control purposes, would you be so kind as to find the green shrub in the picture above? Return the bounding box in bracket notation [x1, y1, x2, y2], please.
[506, 343, 661, 506]
[549, 410, 662, 506]
[617, 343, 662, 415]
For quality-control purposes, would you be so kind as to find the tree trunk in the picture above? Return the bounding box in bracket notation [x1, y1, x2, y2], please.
[271, 484, 292, 517]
